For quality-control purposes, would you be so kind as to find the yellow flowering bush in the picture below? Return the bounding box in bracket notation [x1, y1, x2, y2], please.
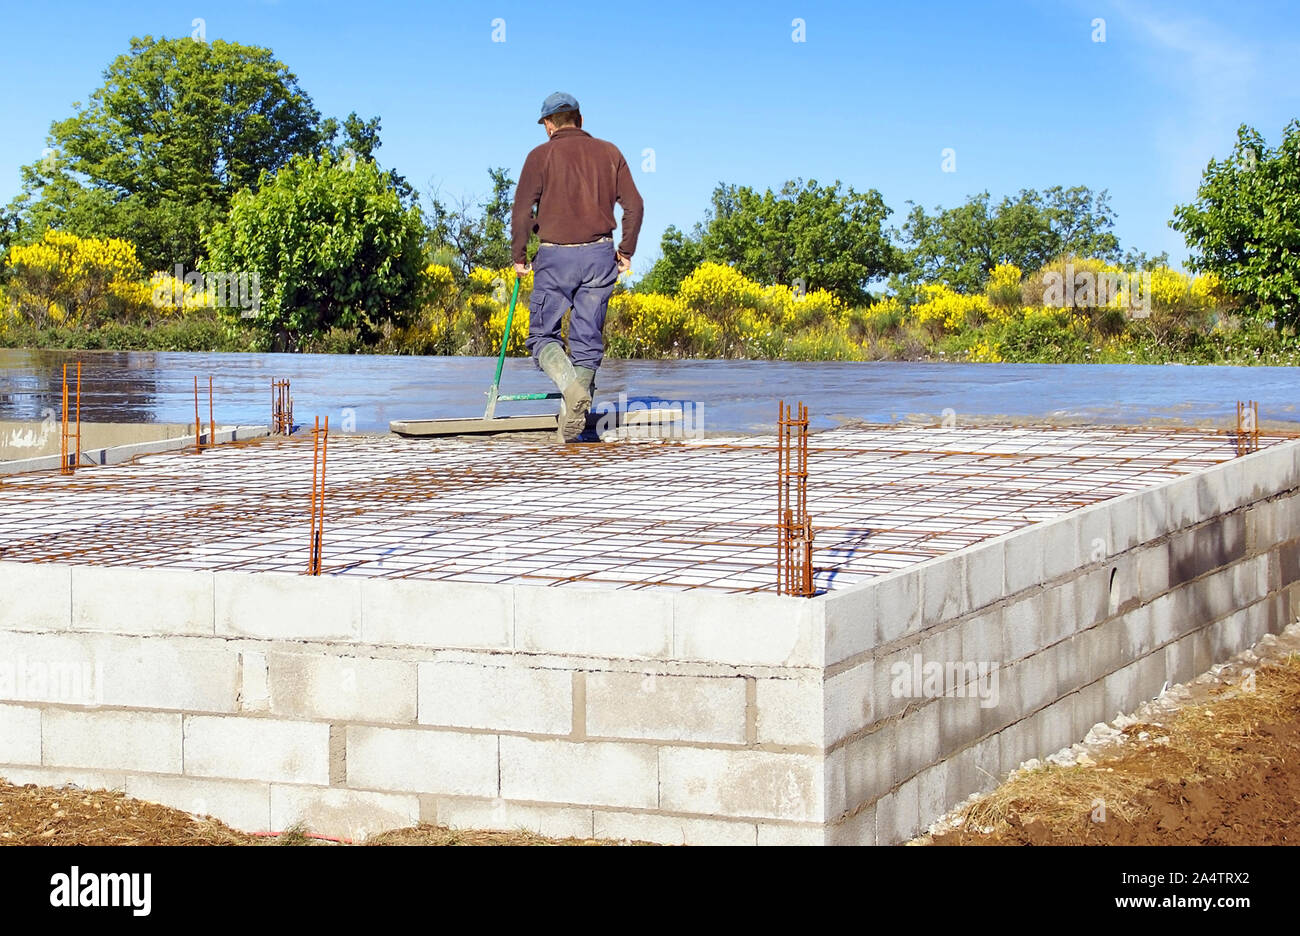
[985, 263, 1022, 308]
[4, 230, 152, 327]
[911, 284, 991, 332]
[1149, 267, 1191, 311]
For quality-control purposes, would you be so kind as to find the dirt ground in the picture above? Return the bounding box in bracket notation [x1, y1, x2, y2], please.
[927, 634, 1300, 846]
[0, 784, 620, 846]
[4, 631, 1298, 847]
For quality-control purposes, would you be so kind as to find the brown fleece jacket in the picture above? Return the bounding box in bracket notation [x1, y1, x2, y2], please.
[511, 127, 644, 264]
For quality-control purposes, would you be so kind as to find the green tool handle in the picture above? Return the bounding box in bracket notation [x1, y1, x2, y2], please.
[492, 277, 522, 390]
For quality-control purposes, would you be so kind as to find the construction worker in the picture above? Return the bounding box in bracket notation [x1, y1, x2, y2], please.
[512, 92, 644, 442]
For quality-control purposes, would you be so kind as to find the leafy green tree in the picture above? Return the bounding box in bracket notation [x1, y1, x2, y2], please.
[204, 153, 425, 350]
[634, 225, 704, 294]
[638, 179, 902, 304]
[1172, 121, 1300, 330]
[7, 35, 327, 271]
[426, 168, 516, 275]
[900, 186, 1120, 293]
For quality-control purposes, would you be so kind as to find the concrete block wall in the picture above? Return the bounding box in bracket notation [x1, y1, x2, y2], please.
[822, 438, 1300, 844]
[0, 564, 828, 845]
[1, 438, 1296, 845]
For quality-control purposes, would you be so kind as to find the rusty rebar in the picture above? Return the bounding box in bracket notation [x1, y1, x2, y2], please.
[777, 401, 814, 596]
[307, 415, 329, 574]
[59, 363, 81, 475]
[1236, 400, 1259, 457]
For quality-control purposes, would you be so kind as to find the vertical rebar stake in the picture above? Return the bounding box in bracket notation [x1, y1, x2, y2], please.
[307, 415, 329, 574]
[1236, 400, 1259, 457]
[777, 401, 814, 596]
[208, 376, 215, 450]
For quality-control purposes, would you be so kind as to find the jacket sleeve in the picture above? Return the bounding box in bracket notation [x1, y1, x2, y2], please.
[614, 150, 644, 258]
[511, 148, 545, 264]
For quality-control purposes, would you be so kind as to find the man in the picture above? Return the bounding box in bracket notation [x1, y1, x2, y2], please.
[512, 92, 644, 442]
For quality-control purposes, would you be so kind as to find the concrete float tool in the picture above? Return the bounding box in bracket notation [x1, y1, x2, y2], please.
[390, 277, 563, 437]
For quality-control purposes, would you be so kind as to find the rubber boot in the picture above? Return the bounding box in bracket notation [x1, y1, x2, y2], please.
[538, 343, 590, 442]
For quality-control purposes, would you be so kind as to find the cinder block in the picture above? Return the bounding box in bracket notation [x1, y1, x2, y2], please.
[824, 663, 873, 747]
[0, 562, 71, 630]
[1164, 634, 1196, 688]
[185, 715, 329, 785]
[1053, 634, 1084, 695]
[502, 736, 657, 810]
[593, 810, 756, 846]
[0, 704, 41, 765]
[1209, 608, 1247, 663]
[1195, 470, 1234, 526]
[673, 592, 818, 667]
[840, 722, 896, 811]
[347, 725, 498, 797]
[270, 784, 420, 840]
[1119, 605, 1154, 659]
[1037, 696, 1076, 756]
[963, 540, 1005, 613]
[361, 578, 511, 650]
[1076, 503, 1111, 569]
[1136, 486, 1172, 544]
[1042, 516, 1081, 581]
[268, 652, 416, 724]
[72, 566, 213, 635]
[125, 774, 270, 833]
[760, 823, 827, 846]
[1137, 544, 1172, 602]
[418, 660, 570, 736]
[917, 760, 951, 835]
[1002, 592, 1044, 662]
[895, 702, 942, 782]
[919, 623, 962, 676]
[1013, 649, 1058, 716]
[433, 796, 593, 840]
[938, 677, 988, 754]
[872, 645, 918, 722]
[920, 555, 965, 628]
[997, 714, 1040, 776]
[873, 569, 921, 644]
[756, 674, 823, 747]
[1164, 473, 1202, 531]
[1040, 579, 1077, 647]
[659, 747, 822, 822]
[823, 588, 874, 666]
[586, 670, 746, 744]
[946, 734, 1000, 805]
[960, 609, 1003, 667]
[1102, 660, 1143, 719]
[215, 572, 361, 641]
[1106, 493, 1143, 554]
[0, 629, 239, 712]
[44, 709, 181, 773]
[1072, 681, 1106, 738]
[1004, 525, 1046, 595]
[825, 804, 874, 846]
[875, 774, 921, 844]
[240, 651, 269, 712]
[516, 586, 671, 660]
[1167, 514, 1246, 587]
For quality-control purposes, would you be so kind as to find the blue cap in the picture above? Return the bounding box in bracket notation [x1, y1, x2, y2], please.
[538, 91, 580, 124]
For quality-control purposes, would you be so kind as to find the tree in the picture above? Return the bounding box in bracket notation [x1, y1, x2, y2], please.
[638, 179, 902, 304]
[1172, 121, 1300, 330]
[204, 153, 426, 350]
[900, 186, 1121, 293]
[426, 168, 516, 275]
[7, 35, 327, 271]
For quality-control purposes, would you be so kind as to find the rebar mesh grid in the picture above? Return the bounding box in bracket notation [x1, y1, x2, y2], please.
[0, 425, 1285, 594]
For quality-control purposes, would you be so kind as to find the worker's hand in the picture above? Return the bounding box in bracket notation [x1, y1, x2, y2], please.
[513, 261, 531, 275]
[615, 251, 632, 275]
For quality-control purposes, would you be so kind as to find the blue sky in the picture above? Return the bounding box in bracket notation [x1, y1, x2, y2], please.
[2, 0, 1298, 275]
